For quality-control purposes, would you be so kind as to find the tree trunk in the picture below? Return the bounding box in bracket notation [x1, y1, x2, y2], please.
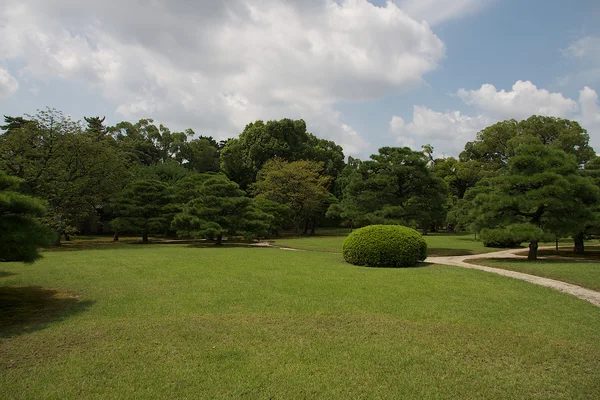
[216, 234, 223, 246]
[142, 233, 148, 243]
[64, 233, 71, 241]
[573, 232, 585, 254]
[528, 240, 538, 261]
[113, 231, 119, 242]
[421, 227, 428, 236]
[303, 219, 309, 235]
[310, 220, 316, 236]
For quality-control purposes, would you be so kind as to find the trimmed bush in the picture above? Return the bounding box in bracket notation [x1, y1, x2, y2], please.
[342, 225, 427, 268]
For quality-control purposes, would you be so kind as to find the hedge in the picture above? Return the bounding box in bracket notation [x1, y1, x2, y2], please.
[342, 225, 427, 268]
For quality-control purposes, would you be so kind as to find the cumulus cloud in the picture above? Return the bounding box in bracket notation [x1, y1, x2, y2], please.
[0, 67, 18, 99]
[389, 106, 491, 154]
[557, 35, 600, 88]
[390, 82, 600, 156]
[578, 87, 600, 145]
[0, 0, 449, 156]
[456, 80, 578, 120]
[397, 0, 494, 25]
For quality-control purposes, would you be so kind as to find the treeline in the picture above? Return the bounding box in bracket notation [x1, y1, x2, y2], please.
[1, 108, 599, 261]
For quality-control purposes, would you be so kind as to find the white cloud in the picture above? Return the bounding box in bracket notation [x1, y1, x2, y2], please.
[557, 35, 600, 88]
[0, 67, 18, 99]
[397, 0, 494, 25]
[389, 106, 491, 154]
[0, 0, 449, 156]
[578, 87, 600, 146]
[390, 82, 600, 156]
[457, 80, 578, 120]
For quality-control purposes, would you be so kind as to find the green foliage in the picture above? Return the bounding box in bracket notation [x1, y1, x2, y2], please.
[110, 179, 175, 242]
[0, 108, 127, 237]
[464, 145, 599, 259]
[480, 224, 550, 248]
[172, 173, 271, 243]
[0, 171, 53, 262]
[251, 159, 333, 234]
[342, 225, 427, 268]
[220, 119, 345, 188]
[334, 147, 448, 231]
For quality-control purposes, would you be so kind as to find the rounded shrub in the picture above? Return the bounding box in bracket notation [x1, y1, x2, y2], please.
[342, 225, 427, 268]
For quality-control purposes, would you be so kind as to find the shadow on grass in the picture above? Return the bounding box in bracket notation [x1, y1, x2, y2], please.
[0, 271, 17, 278]
[0, 286, 94, 338]
[427, 249, 476, 257]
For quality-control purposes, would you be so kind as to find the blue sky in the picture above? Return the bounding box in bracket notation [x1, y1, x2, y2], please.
[1, 0, 599, 158]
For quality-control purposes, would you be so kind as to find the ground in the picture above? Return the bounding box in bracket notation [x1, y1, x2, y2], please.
[1, 238, 599, 399]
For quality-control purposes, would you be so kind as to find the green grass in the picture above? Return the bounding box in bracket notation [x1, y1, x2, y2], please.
[272, 233, 502, 256]
[471, 258, 600, 291]
[1, 245, 599, 398]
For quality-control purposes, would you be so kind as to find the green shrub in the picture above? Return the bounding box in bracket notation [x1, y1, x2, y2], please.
[342, 225, 427, 268]
[480, 224, 550, 248]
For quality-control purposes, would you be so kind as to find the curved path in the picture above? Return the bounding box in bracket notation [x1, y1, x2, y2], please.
[426, 248, 600, 307]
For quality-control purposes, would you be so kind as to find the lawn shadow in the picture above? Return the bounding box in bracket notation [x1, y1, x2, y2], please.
[0, 286, 94, 338]
[0, 271, 17, 278]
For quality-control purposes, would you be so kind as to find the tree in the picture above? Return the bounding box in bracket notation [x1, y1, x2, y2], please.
[172, 173, 271, 244]
[0, 171, 53, 262]
[461, 116, 595, 169]
[251, 159, 333, 235]
[333, 147, 449, 234]
[464, 145, 599, 260]
[178, 138, 220, 173]
[220, 119, 344, 188]
[110, 179, 175, 242]
[0, 108, 127, 241]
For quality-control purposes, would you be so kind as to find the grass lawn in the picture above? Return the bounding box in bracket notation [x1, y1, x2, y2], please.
[1, 245, 599, 398]
[272, 233, 503, 256]
[471, 258, 600, 291]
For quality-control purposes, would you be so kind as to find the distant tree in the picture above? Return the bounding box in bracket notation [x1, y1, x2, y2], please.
[0, 171, 53, 262]
[333, 147, 449, 234]
[0, 108, 127, 241]
[172, 173, 271, 244]
[1, 115, 31, 133]
[461, 116, 595, 168]
[110, 179, 175, 242]
[220, 119, 344, 188]
[178, 138, 220, 173]
[251, 159, 333, 235]
[464, 145, 599, 260]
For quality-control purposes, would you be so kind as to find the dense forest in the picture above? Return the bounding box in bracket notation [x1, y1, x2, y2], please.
[1, 108, 599, 261]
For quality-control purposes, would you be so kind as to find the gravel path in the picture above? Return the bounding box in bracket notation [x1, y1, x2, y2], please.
[426, 248, 600, 307]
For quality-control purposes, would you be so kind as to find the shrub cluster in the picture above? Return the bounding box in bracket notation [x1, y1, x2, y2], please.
[342, 225, 427, 268]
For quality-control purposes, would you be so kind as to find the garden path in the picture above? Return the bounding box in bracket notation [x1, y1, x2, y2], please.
[426, 248, 600, 307]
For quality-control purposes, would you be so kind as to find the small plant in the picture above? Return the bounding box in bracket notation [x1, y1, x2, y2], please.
[342, 225, 427, 268]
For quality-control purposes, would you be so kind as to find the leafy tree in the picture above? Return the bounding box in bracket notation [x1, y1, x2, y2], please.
[108, 119, 162, 166]
[172, 173, 271, 244]
[1, 116, 31, 133]
[464, 145, 599, 260]
[333, 147, 449, 234]
[110, 179, 175, 242]
[0, 171, 53, 262]
[251, 159, 333, 235]
[254, 198, 291, 236]
[178, 138, 220, 173]
[0, 108, 127, 241]
[220, 119, 344, 188]
[461, 116, 595, 168]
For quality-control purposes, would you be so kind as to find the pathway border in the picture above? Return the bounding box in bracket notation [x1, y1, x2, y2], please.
[426, 248, 600, 307]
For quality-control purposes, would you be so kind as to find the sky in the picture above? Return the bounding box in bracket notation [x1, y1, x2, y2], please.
[0, 0, 599, 159]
